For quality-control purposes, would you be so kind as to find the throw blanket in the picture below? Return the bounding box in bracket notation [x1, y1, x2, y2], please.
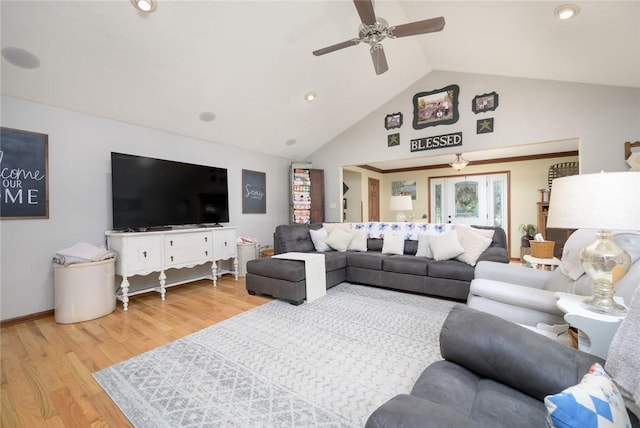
[606, 284, 640, 417]
[53, 241, 116, 265]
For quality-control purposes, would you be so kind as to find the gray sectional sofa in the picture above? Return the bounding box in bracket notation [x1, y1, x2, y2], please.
[246, 223, 509, 304]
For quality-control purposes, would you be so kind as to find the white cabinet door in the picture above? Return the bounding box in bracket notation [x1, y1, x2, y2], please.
[212, 228, 237, 260]
[124, 235, 163, 273]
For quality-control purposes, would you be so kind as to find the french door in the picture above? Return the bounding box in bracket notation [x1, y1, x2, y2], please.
[430, 173, 508, 227]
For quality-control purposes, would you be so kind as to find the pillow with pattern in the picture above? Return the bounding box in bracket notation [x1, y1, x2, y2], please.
[545, 363, 631, 428]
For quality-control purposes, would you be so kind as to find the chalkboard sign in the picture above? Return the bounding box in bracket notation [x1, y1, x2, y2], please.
[242, 169, 266, 214]
[0, 127, 49, 219]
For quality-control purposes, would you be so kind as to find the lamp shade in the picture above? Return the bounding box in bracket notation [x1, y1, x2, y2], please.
[389, 195, 412, 211]
[546, 171, 640, 230]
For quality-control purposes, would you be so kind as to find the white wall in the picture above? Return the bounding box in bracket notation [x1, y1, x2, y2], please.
[0, 96, 291, 320]
[308, 70, 640, 223]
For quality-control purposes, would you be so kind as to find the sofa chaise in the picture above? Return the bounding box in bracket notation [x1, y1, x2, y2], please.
[246, 222, 509, 305]
[365, 304, 639, 428]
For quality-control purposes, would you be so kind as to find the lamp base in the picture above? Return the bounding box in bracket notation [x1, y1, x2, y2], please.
[396, 212, 406, 222]
[582, 297, 627, 315]
[580, 229, 630, 316]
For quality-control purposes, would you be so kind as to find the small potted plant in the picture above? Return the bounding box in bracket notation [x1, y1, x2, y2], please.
[519, 224, 537, 248]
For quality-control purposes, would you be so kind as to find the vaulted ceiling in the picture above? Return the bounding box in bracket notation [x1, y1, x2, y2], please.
[2, 1, 638, 162]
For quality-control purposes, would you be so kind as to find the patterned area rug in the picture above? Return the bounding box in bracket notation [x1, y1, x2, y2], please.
[93, 283, 455, 427]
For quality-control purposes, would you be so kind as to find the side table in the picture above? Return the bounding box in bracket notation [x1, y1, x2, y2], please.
[523, 254, 561, 271]
[272, 252, 326, 303]
[555, 292, 626, 359]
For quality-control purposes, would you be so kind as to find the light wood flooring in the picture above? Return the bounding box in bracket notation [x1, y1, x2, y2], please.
[1, 276, 271, 427]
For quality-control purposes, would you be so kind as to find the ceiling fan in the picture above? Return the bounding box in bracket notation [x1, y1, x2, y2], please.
[312, 0, 445, 75]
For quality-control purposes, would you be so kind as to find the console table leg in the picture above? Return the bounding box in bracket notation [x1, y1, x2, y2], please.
[233, 257, 239, 280]
[121, 276, 130, 311]
[159, 271, 167, 300]
[212, 262, 218, 287]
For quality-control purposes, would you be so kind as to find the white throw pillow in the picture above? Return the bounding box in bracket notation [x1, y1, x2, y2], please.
[456, 230, 493, 266]
[455, 224, 495, 241]
[348, 229, 369, 252]
[325, 227, 354, 252]
[416, 232, 438, 258]
[322, 222, 352, 234]
[382, 234, 405, 255]
[429, 231, 465, 261]
[309, 228, 331, 252]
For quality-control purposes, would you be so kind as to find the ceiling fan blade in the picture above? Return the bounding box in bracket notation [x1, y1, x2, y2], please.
[370, 44, 388, 75]
[353, 0, 376, 25]
[312, 39, 360, 56]
[388, 16, 445, 38]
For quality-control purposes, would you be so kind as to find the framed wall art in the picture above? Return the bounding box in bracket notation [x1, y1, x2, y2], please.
[242, 169, 266, 213]
[412, 84, 459, 129]
[391, 180, 417, 200]
[476, 118, 494, 134]
[387, 133, 400, 147]
[472, 92, 499, 114]
[384, 112, 403, 130]
[0, 127, 49, 219]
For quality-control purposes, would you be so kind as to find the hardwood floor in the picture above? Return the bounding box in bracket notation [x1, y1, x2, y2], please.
[1, 276, 271, 427]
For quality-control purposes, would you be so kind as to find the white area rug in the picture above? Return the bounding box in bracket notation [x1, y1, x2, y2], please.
[93, 283, 455, 427]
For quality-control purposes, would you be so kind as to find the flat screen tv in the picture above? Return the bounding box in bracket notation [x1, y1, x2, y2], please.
[110, 152, 229, 230]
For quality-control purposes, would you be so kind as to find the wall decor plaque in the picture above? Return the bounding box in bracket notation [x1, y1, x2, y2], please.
[410, 132, 462, 152]
[0, 127, 49, 219]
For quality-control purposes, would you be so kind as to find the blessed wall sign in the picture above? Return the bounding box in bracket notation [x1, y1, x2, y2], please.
[410, 132, 462, 152]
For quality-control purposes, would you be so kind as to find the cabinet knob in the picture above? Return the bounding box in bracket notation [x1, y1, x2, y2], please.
[205, 250, 208, 256]
[143, 251, 148, 258]
[224, 241, 227, 247]
[170, 256, 174, 262]
[204, 237, 208, 242]
[170, 240, 174, 246]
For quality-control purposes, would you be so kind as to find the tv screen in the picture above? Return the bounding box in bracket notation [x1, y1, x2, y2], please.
[110, 152, 229, 230]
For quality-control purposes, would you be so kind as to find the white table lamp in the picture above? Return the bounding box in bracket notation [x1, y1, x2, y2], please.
[390, 195, 412, 222]
[546, 171, 640, 314]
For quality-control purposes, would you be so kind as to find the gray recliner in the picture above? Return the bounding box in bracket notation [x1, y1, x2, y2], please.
[365, 305, 639, 428]
[467, 229, 640, 326]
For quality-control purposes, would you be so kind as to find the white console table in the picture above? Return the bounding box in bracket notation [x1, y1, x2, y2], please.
[272, 252, 326, 303]
[106, 226, 237, 310]
[555, 292, 626, 359]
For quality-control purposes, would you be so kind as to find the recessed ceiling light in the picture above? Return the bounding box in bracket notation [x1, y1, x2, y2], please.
[199, 112, 216, 122]
[304, 92, 316, 102]
[554, 4, 580, 20]
[285, 139, 297, 146]
[2, 47, 40, 69]
[131, 0, 157, 13]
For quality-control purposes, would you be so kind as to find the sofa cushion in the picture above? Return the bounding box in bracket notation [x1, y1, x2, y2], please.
[382, 235, 405, 255]
[545, 363, 631, 428]
[275, 224, 318, 253]
[428, 260, 475, 282]
[317, 251, 348, 271]
[347, 251, 388, 270]
[411, 360, 546, 428]
[429, 231, 465, 260]
[309, 228, 331, 252]
[347, 229, 369, 252]
[456, 229, 493, 266]
[325, 227, 354, 252]
[246, 258, 305, 282]
[383, 255, 429, 276]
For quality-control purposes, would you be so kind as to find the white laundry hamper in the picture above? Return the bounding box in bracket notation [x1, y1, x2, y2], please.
[53, 258, 116, 323]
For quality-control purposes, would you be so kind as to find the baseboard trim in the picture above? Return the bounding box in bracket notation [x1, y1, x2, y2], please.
[1, 309, 54, 328]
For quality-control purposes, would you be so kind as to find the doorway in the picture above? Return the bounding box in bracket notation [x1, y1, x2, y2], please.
[430, 172, 508, 228]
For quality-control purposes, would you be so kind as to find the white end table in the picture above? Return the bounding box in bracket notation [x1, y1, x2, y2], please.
[555, 292, 626, 359]
[272, 252, 326, 303]
[523, 254, 561, 271]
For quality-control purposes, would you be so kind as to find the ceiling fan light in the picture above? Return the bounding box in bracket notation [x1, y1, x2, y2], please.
[554, 4, 580, 20]
[449, 153, 469, 171]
